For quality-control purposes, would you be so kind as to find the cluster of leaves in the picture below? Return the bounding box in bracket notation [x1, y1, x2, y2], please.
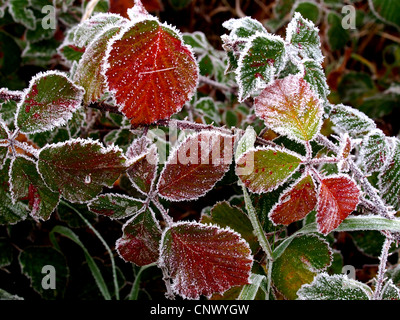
[1, 0, 400, 301]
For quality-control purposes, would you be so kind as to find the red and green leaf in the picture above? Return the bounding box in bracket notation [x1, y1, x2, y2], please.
[10, 156, 60, 221]
[159, 221, 253, 299]
[74, 26, 121, 104]
[104, 19, 198, 126]
[157, 131, 233, 201]
[272, 234, 332, 299]
[254, 74, 322, 142]
[236, 146, 302, 194]
[37, 138, 126, 203]
[88, 193, 145, 219]
[126, 143, 159, 195]
[269, 173, 317, 226]
[116, 208, 161, 266]
[316, 175, 360, 235]
[16, 71, 84, 134]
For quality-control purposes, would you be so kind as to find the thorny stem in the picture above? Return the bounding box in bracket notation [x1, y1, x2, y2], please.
[373, 234, 394, 300]
[153, 118, 232, 135]
[0, 88, 23, 102]
[159, 264, 175, 300]
[198, 75, 236, 94]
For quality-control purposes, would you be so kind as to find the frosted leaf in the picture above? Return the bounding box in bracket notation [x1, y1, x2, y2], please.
[330, 104, 376, 135]
[316, 175, 360, 235]
[126, 136, 152, 159]
[116, 208, 161, 266]
[254, 74, 323, 142]
[378, 138, 400, 211]
[127, 0, 151, 21]
[235, 126, 256, 161]
[182, 31, 213, 54]
[88, 193, 145, 219]
[297, 272, 373, 300]
[194, 97, 221, 124]
[157, 131, 233, 201]
[126, 144, 159, 195]
[104, 19, 199, 126]
[272, 235, 332, 299]
[200, 201, 258, 253]
[237, 33, 286, 102]
[158, 221, 253, 299]
[286, 12, 324, 63]
[222, 17, 267, 39]
[9, 0, 35, 30]
[236, 146, 303, 194]
[9, 156, 60, 221]
[15, 71, 85, 134]
[303, 59, 330, 101]
[269, 173, 317, 226]
[58, 13, 128, 64]
[0, 120, 9, 169]
[37, 138, 127, 203]
[359, 129, 391, 173]
[381, 279, 400, 300]
[74, 26, 121, 105]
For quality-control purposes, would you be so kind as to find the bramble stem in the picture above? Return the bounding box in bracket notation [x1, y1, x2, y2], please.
[0, 88, 23, 102]
[373, 234, 394, 300]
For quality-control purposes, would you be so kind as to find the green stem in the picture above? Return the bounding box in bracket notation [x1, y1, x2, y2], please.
[129, 263, 157, 300]
[60, 200, 120, 300]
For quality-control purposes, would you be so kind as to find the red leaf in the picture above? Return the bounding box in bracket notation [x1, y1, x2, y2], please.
[104, 19, 198, 126]
[316, 175, 360, 235]
[116, 208, 161, 266]
[269, 174, 317, 226]
[159, 221, 252, 299]
[156, 131, 233, 201]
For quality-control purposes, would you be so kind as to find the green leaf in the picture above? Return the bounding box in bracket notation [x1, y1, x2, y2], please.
[378, 138, 400, 210]
[360, 129, 391, 173]
[37, 138, 126, 203]
[330, 104, 376, 135]
[16, 71, 85, 134]
[286, 12, 323, 63]
[369, 0, 400, 29]
[238, 273, 267, 300]
[222, 17, 267, 39]
[194, 97, 221, 124]
[200, 201, 258, 252]
[272, 235, 332, 299]
[327, 12, 350, 51]
[293, 1, 321, 24]
[9, 0, 36, 30]
[303, 59, 329, 101]
[236, 146, 302, 194]
[74, 26, 121, 104]
[0, 238, 13, 268]
[19, 246, 69, 299]
[116, 208, 161, 266]
[381, 279, 400, 300]
[297, 273, 373, 300]
[237, 33, 286, 101]
[0, 32, 21, 76]
[88, 193, 145, 219]
[0, 288, 23, 300]
[10, 156, 60, 221]
[254, 75, 323, 142]
[0, 159, 28, 225]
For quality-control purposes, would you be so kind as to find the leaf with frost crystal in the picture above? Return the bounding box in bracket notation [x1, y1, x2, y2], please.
[269, 173, 317, 226]
[236, 146, 302, 194]
[74, 26, 121, 105]
[15, 71, 84, 134]
[303, 59, 329, 101]
[381, 279, 400, 300]
[159, 221, 253, 299]
[235, 126, 256, 161]
[0, 159, 28, 225]
[330, 104, 376, 135]
[88, 193, 145, 219]
[10, 156, 60, 221]
[200, 201, 258, 252]
[360, 129, 391, 173]
[222, 17, 267, 39]
[126, 144, 159, 195]
[272, 235, 332, 300]
[286, 12, 323, 63]
[316, 175, 360, 235]
[116, 208, 161, 266]
[254, 75, 323, 142]
[157, 131, 233, 201]
[379, 138, 400, 210]
[58, 13, 128, 64]
[237, 33, 286, 102]
[104, 19, 198, 126]
[9, 0, 36, 30]
[37, 138, 126, 203]
[297, 273, 373, 300]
